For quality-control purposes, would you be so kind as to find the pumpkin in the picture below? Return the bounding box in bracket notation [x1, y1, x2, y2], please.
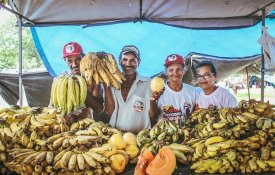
[146, 146, 176, 175]
[134, 149, 155, 175]
[150, 77, 165, 92]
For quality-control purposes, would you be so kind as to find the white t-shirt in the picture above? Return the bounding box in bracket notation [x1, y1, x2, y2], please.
[157, 83, 195, 127]
[195, 86, 238, 110]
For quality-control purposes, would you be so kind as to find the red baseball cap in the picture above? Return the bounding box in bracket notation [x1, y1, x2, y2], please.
[164, 54, 185, 67]
[63, 42, 83, 58]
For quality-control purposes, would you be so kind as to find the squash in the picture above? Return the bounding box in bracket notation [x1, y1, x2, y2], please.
[150, 77, 165, 92]
[134, 149, 155, 175]
[146, 146, 176, 175]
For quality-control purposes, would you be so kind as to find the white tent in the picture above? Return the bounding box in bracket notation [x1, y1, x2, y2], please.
[6, 0, 275, 28]
[1, 0, 275, 104]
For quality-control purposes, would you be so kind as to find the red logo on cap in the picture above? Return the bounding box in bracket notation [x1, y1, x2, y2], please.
[164, 54, 185, 67]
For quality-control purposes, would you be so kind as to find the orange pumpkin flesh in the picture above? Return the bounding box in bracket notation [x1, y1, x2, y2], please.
[134, 149, 155, 175]
[146, 146, 176, 175]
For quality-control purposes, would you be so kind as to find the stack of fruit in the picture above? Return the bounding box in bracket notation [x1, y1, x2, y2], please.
[183, 100, 275, 174]
[50, 74, 87, 116]
[0, 105, 140, 175]
[137, 119, 194, 164]
[80, 52, 126, 89]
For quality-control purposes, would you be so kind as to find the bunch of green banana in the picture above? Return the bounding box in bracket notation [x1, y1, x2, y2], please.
[80, 52, 126, 89]
[137, 119, 191, 160]
[51, 74, 87, 116]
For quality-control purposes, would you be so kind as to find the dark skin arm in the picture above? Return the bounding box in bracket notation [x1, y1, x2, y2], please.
[103, 84, 115, 117]
[85, 81, 104, 114]
[148, 88, 164, 126]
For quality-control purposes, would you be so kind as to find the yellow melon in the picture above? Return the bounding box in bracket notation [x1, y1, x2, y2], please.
[150, 77, 165, 92]
[108, 133, 126, 150]
[125, 144, 140, 159]
[123, 132, 137, 145]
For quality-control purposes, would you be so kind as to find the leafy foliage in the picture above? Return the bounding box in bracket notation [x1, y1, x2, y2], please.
[0, 14, 44, 70]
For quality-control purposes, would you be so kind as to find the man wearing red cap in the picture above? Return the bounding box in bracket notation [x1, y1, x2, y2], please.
[62, 42, 104, 124]
[149, 54, 195, 127]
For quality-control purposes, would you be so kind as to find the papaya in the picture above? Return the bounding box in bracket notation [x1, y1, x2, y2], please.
[125, 144, 140, 159]
[146, 146, 176, 175]
[134, 149, 155, 175]
[150, 77, 165, 93]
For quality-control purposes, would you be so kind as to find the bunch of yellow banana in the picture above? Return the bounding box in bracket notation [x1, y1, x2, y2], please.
[239, 100, 275, 118]
[51, 74, 87, 116]
[80, 52, 126, 89]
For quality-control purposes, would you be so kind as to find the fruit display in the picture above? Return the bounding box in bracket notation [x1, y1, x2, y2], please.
[0, 105, 140, 175]
[183, 100, 275, 174]
[50, 74, 87, 116]
[137, 119, 194, 165]
[80, 52, 126, 89]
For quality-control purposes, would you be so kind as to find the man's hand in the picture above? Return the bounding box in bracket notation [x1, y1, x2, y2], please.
[150, 88, 165, 102]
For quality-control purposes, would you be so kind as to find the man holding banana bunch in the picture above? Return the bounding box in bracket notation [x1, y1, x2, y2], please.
[62, 42, 104, 124]
[103, 45, 152, 134]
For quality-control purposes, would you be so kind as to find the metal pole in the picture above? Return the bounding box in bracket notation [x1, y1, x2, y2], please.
[246, 67, 250, 101]
[261, 9, 265, 102]
[18, 16, 23, 106]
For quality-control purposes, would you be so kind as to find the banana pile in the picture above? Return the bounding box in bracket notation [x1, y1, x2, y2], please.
[0, 105, 138, 175]
[183, 100, 275, 174]
[51, 74, 87, 116]
[137, 119, 194, 164]
[80, 52, 126, 89]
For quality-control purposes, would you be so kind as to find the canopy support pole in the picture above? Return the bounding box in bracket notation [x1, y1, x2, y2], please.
[18, 16, 23, 106]
[246, 67, 251, 101]
[260, 9, 266, 102]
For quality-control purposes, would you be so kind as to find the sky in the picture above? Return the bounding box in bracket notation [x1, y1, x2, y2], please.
[0, 8, 12, 25]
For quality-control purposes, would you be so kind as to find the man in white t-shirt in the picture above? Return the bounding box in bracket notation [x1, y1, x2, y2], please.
[149, 54, 195, 127]
[194, 61, 238, 110]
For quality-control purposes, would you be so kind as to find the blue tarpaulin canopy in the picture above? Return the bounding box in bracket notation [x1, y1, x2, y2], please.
[32, 18, 275, 77]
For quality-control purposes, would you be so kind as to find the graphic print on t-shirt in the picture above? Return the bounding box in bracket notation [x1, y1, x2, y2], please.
[132, 100, 144, 112]
[162, 105, 183, 126]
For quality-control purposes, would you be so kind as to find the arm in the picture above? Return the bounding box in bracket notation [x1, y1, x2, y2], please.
[149, 89, 164, 126]
[103, 84, 115, 117]
[85, 82, 104, 114]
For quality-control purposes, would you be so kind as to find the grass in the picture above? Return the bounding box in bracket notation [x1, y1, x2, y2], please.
[234, 87, 275, 104]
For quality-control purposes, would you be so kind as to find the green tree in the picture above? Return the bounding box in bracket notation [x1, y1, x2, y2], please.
[0, 14, 44, 70]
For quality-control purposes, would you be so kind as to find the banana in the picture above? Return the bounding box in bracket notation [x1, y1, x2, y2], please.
[53, 149, 67, 164]
[56, 76, 68, 112]
[75, 75, 87, 107]
[169, 143, 194, 153]
[157, 131, 167, 141]
[86, 151, 110, 163]
[23, 152, 41, 164]
[60, 151, 73, 168]
[172, 149, 187, 164]
[102, 60, 120, 89]
[46, 151, 54, 164]
[76, 153, 85, 170]
[265, 160, 275, 167]
[82, 152, 98, 168]
[91, 127, 103, 138]
[205, 136, 225, 146]
[243, 112, 258, 120]
[52, 137, 66, 149]
[190, 160, 204, 170]
[212, 121, 227, 129]
[34, 151, 47, 164]
[195, 142, 205, 157]
[89, 144, 113, 154]
[51, 77, 59, 108]
[207, 159, 223, 174]
[248, 157, 258, 171]
[256, 159, 268, 169]
[262, 118, 272, 130]
[195, 159, 218, 173]
[206, 123, 214, 132]
[96, 61, 110, 86]
[68, 153, 77, 171]
[30, 115, 44, 127]
[70, 122, 80, 132]
[74, 79, 80, 110]
[66, 85, 73, 115]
